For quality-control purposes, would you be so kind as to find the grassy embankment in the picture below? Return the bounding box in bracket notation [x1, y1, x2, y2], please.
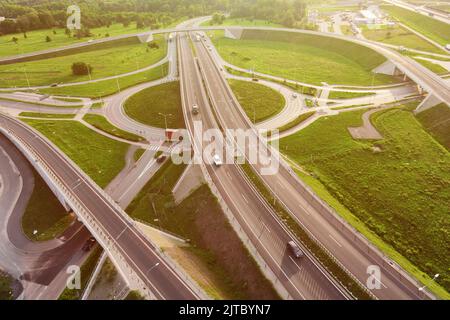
[0, 36, 167, 87]
[0, 24, 145, 58]
[360, 24, 444, 54]
[83, 114, 144, 142]
[124, 81, 185, 129]
[279, 105, 450, 297]
[22, 169, 74, 241]
[382, 5, 450, 46]
[23, 120, 129, 188]
[126, 161, 279, 299]
[416, 103, 450, 150]
[211, 29, 398, 86]
[228, 79, 285, 123]
[0, 271, 14, 300]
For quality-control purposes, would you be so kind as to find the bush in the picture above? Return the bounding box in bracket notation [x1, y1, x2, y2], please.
[71, 62, 93, 76]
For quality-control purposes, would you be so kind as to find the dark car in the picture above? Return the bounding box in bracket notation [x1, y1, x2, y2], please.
[156, 154, 167, 163]
[82, 237, 96, 252]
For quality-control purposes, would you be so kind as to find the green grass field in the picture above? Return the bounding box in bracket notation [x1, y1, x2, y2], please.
[416, 103, 450, 150]
[126, 161, 278, 299]
[383, 5, 450, 46]
[0, 24, 144, 58]
[361, 24, 444, 54]
[279, 106, 450, 296]
[83, 114, 144, 142]
[39, 62, 168, 98]
[0, 35, 166, 88]
[22, 168, 74, 241]
[124, 81, 184, 129]
[23, 120, 129, 188]
[228, 79, 285, 123]
[211, 30, 397, 86]
[201, 18, 283, 28]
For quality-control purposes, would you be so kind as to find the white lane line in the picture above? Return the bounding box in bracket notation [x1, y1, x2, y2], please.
[298, 203, 310, 215]
[373, 277, 388, 289]
[241, 194, 249, 204]
[289, 256, 302, 270]
[226, 170, 233, 180]
[328, 234, 342, 248]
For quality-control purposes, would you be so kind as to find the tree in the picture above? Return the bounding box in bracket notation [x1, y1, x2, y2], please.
[23, 32, 27, 38]
[148, 41, 159, 49]
[11, 37, 18, 44]
[46, 35, 52, 42]
[71, 62, 93, 76]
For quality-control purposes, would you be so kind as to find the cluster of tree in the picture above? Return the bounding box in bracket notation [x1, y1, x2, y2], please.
[71, 61, 92, 75]
[229, 0, 307, 28]
[0, 0, 308, 36]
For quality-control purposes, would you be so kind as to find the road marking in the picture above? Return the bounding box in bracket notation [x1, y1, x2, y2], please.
[328, 234, 342, 248]
[298, 203, 310, 215]
[241, 194, 249, 204]
[225, 170, 233, 180]
[289, 256, 302, 270]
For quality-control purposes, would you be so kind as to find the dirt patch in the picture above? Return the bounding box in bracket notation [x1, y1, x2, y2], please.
[348, 108, 383, 140]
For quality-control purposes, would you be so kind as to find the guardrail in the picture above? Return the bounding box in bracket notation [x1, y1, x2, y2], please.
[195, 35, 435, 300]
[0, 115, 207, 300]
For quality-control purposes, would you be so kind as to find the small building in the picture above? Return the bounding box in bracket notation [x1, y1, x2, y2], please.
[354, 5, 384, 25]
[0, 17, 5, 22]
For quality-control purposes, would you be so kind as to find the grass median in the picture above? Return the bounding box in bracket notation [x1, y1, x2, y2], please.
[83, 114, 144, 142]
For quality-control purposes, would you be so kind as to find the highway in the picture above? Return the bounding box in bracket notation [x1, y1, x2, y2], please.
[0, 114, 199, 300]
[0, 134, 92, 299]
[178, 33, 349, 300]
[191, 31, 434, 300]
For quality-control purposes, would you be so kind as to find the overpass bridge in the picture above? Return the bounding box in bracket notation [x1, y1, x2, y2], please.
[0, 25, 448, 112]
[0, 113, 204, 300]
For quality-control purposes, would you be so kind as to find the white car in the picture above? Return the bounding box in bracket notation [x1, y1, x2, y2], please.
[213, 154, 223, 166]
[292, 93, 298, 99]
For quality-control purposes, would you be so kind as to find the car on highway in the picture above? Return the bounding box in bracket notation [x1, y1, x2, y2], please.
[82, 237, 96, 252]
[50, 83, 58, 87]
[192, 104, 199, 115]
[288, 240, 304, 258]
[156, 154, 167, 163]
[213, 154, 222, 166]
[292, 93, 298, 99]
[445, 44, 450, 52]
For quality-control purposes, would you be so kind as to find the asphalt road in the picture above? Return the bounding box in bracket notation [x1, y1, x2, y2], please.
[0, 115, 199, 300]
[178, 33, 349, 300]
[0, 134, 92, 299]
[192, 33, 432, 300]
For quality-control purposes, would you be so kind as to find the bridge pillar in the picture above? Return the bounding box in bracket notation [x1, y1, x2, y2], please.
[224, 27, 243, 40]
[415, 93, 444, 113]
[372, 60, 403, 77]
[137, 33, 154, 43]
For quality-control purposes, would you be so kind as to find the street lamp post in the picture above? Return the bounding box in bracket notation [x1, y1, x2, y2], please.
[158, 112, 172, 130]
[418, 274, 439, 299]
